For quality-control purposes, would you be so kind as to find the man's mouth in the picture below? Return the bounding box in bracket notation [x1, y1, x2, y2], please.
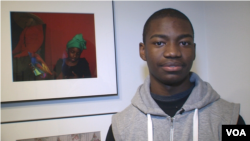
[161, 62, 183, 72]
[162, 65, 182, 71]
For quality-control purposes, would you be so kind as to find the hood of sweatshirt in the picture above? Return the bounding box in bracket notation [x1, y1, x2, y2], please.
[131, 72, 220, 116]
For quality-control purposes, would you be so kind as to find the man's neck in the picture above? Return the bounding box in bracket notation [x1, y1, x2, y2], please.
[150, 74, 193, 96]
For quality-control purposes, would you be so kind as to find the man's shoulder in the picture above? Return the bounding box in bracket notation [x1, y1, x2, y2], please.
[201, 98, 240, 124]
[112, 104, 146, 128]
[209, 98, 240, 113]
[113, 104, 144, 120]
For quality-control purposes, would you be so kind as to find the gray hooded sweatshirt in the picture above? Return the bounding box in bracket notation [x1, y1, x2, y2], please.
[112, 72, 240, 141]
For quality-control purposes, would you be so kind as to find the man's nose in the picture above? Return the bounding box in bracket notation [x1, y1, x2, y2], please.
[163, 42, 181, 58]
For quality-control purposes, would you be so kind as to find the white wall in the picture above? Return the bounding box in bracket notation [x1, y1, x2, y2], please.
[1, 1, 250, 140]
[204, 1, 250, 123]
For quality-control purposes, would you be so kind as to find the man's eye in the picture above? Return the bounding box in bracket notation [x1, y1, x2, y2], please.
[155, 42, 165, 46]
[180, 41, 190, 46]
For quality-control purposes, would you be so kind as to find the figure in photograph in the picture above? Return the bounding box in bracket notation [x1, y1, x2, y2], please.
[71, 134, 80, 141]
[34, 138, 47, 141]
[91, 133, 100, 141]
[53, 34, 92, 79]
[106, 8, 246, 141]
[11, 12, 47, 81]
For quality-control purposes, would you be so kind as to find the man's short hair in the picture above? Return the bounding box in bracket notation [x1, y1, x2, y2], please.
[142, 8, 194, 43]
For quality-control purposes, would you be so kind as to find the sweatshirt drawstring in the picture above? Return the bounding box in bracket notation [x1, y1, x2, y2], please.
[193, 108, 199, 141]
[147, 114, 153, 141]
[147, 109, 198, 141]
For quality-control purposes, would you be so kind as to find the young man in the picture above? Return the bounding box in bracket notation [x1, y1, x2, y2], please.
[106, 8, 245, 141]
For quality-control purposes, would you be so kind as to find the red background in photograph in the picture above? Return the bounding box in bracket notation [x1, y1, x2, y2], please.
[32, 12, 97, 77]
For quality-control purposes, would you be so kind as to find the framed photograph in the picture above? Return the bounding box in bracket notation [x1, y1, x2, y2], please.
[1, 1, 117, 102]
[11, 12, 97, 81]
[1, 114, 112, 141]
[17, 131, 101, 141]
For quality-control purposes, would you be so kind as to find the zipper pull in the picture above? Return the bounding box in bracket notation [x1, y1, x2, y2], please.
[179, 108, 185, 114]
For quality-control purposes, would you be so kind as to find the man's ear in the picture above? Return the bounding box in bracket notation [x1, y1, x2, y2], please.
[139, 42, 147, 61]
[193, 43, 196, 60]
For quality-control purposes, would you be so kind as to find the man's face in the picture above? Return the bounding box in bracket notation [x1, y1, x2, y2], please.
[140, 17, 195, 85]
[67, 47, 82, 62]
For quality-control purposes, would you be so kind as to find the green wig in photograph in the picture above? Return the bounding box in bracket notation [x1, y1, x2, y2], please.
[66, 33, 86, 51]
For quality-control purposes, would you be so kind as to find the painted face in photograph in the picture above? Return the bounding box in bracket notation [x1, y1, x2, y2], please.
[67, 47, 82, 62]
[141, 17, 195, 85]
[71, 134, 80, 141]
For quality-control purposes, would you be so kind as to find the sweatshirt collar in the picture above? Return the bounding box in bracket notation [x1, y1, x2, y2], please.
[151, 84, 194, 102]
[131, 72, 220, 115]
